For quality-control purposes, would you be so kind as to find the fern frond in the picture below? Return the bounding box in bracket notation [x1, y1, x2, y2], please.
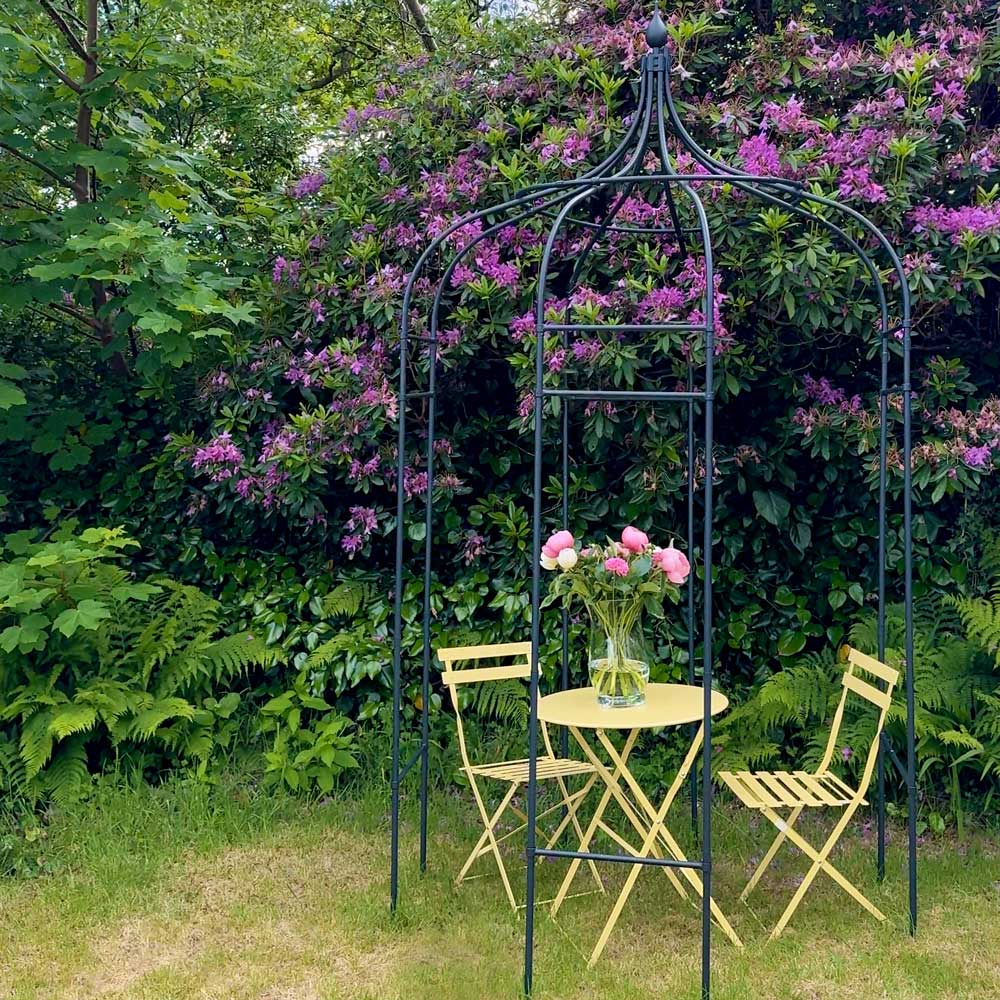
[304, 633, 354, 674]
[321, 581, 369, 619]
[937, 729, 984, 753]
[953, 590, 1000, 660]
[40, 734, 91, 804]
[46, 702, 98, 740]
[469, 679, 528, 728]
[0, 735, 27, 800]
[127, 697, 197, 741]
[19, 710, 55, 779]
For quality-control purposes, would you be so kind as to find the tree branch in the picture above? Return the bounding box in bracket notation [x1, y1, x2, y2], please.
[0, 142, 73, 190]
[27, 304, 104, 343]
[300, 51, 352, 92]
[12, 25, 81, 91]
[38, 0, 96, 65]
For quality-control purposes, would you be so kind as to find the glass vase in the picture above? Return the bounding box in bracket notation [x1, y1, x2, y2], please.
[587, 603, 650, 708]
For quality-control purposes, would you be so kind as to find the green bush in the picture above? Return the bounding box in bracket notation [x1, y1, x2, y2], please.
[0, 525, 275, 801]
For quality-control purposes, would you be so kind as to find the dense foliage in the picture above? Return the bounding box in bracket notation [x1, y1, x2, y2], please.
[2, 0, 1000, 835]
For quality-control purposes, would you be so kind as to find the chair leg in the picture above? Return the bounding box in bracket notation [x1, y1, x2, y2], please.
[538, 722, 604, 893]
[760, 802, 885, 939]
[742, 805, 804, 902]
[463, 779, 520, 910]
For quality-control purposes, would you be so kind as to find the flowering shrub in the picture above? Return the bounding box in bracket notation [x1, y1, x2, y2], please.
[164, 0, 999, 694]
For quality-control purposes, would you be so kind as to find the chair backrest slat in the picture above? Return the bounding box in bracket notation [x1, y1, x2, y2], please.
[435, 641, 534, 773]
[441, 663, 531, 686]
[818, 645, 897, 780]
[843, 646, 900, 686]
[439, 641, 532, 662]
[842, 671, 892, 710]
[437, 641, 533, 689]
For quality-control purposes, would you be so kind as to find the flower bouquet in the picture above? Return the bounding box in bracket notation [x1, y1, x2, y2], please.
[540, 526, 691, 707]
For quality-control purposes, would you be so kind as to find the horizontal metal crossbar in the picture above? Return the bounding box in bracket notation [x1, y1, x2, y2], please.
[534, 848, 703, 870]
[398, 745, 425, 782]
[542, 389, 705, 402]
[542, 322, 708, 333]
[406, 390, 434, 400]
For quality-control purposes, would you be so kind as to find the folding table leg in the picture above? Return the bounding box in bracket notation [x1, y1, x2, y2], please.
[550, 728, 639, 916]
[589, 726, 743, 961]
[572, 729, 690, 906]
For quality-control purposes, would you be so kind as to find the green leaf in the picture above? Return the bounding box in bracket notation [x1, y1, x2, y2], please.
[777, 630, 806, 656]
[52, 599, 111, 637]
[774, 585, 795, 606]
[26, 261, 83, 281]
[753, 490, 790, 526]
[828, 590, 847, 610]
[0, 381, 26, 409]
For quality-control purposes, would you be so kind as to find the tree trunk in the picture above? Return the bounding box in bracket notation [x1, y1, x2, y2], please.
[400, 0, 436, 54]
[73, 0, 126, 374]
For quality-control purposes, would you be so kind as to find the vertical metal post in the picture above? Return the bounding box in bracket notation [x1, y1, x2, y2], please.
[561, 340, 570, 760]
[687, 369, 697, 834]
[420, 333, 437, 872]
[390, 314, 409, 912]
[876, 322, 889, 882]
[682, 177, 714, 1000]
[902, 318, 916, 933]
[525, 334, 545, 999]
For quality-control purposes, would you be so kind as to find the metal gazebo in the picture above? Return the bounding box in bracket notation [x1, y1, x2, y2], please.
[390, 11, 916, 997]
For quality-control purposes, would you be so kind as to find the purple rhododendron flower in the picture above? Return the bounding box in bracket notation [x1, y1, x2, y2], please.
[290, 172, 326, 199]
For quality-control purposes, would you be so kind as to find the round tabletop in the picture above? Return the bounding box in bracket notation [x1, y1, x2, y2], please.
[537, 683, 729, 730]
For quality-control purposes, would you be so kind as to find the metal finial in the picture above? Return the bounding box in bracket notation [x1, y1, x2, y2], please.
[646, 8, 668, 49]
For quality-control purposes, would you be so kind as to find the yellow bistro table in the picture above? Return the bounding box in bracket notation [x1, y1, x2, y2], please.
[537, 683, 743, 965]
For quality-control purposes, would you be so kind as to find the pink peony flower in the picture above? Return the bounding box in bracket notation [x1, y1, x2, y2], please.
[604, 556, 630, 577]
[542, 529, 574, 559]
[655, 542, 690, 585]
[621, 525, 649, 553]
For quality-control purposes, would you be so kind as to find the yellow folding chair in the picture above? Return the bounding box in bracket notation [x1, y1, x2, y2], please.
[438, 641, 604, 910]
[719, 645, 899, 939]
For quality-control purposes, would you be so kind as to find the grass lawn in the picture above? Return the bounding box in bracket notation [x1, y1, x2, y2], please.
[1, 777, 998, 1000]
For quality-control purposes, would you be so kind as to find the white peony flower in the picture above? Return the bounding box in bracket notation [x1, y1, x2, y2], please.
[557, 547, 578, 570]
[540, 553, 559, 570]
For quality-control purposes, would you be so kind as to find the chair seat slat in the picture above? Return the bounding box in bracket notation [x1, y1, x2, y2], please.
[718, 772, 763, 809]
[733, 771, 783, 808]
[770, 772, 824, 806]
[754, 771, 801, 807]
[792, 771, 844, 806]
[819, 771, 867, 805]
[469, 757, 595, 782]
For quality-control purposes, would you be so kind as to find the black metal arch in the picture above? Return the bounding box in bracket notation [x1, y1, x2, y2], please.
[390, 13, 915, 999]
